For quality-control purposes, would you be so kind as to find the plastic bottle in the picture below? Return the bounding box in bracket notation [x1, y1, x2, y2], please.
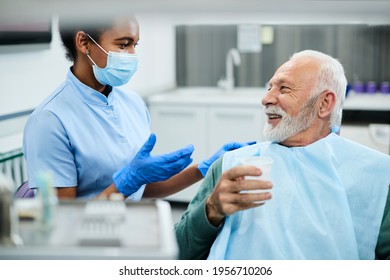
[36, 173, 58, 231]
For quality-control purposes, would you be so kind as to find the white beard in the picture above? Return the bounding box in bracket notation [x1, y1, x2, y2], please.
[263, 97, 318, 143]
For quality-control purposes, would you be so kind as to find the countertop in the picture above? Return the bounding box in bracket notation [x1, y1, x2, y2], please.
[147, 87, 266, 106]
[147, 87, 390, 111]
[343, 92, 390, 111]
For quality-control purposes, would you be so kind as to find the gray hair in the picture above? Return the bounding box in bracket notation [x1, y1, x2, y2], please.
[290, 50, 347, 127]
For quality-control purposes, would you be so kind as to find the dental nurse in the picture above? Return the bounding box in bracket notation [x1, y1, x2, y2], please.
[23, 15, 253, 200]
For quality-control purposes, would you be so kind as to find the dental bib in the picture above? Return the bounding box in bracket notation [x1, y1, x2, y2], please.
[208, 133, 390, 259]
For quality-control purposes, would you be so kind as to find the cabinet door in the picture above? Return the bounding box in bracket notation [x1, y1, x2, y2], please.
[149, 105, 208, 162]
[149, 104, 207, 202]
[341, 124, 390, 154]
[208, 106, 265, 154]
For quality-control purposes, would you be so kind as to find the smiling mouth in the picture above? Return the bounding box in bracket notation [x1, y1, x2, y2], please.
[267, 113, 282, 120]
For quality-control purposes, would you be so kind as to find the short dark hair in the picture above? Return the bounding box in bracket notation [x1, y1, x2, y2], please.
[58, 16, 113, 62]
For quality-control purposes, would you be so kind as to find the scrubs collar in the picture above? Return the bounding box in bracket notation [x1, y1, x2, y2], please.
[67, 68, 114, 106]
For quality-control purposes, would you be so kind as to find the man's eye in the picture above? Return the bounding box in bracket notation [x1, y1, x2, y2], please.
[280, 86, 291, 93]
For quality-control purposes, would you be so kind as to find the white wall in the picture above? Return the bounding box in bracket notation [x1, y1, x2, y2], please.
[0, 14, 176, 116]
[0, 17, 69, 116]
[125, 14, 176, 96]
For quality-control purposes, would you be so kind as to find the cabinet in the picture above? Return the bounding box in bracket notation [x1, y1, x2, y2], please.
[342, 93, 390, 155]
[208, 107, 264, 153]
[149, 105, 208, 163]
[340, 124, 390, 154]
[147, 88, 266, 202]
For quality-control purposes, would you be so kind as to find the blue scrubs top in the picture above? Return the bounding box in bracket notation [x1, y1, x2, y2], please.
[23, 69, 151, 199]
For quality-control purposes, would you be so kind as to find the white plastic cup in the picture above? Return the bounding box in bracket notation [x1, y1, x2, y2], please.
[240, 156, 274, 192]
[240, 156, 273, 205]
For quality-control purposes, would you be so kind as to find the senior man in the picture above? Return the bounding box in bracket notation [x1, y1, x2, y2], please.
[175, 50, 390, 260]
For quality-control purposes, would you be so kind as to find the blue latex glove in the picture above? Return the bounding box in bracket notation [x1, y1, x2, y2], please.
[198, 141, 256, 177]
[113, 133, 194, 196]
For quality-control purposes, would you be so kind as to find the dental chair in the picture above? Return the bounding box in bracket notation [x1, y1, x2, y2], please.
[15, 181, 34, 198]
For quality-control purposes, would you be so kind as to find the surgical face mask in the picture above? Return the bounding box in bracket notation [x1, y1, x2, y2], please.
[86, 34, 138, 87]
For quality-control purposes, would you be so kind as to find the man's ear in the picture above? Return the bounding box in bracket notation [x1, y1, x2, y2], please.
[318, 90, 336, 119]
[75, 31, 90, 55]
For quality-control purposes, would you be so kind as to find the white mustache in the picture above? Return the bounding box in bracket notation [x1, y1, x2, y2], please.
[264, 106, 287, 117]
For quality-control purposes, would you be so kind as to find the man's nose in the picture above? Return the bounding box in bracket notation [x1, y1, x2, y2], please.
[261, 89, 278, 106]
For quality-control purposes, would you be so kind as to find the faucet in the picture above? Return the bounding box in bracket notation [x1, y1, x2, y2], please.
[218, 48, 241, 91]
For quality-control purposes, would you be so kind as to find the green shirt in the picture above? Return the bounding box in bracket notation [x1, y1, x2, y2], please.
[174, 157, 390, 260]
